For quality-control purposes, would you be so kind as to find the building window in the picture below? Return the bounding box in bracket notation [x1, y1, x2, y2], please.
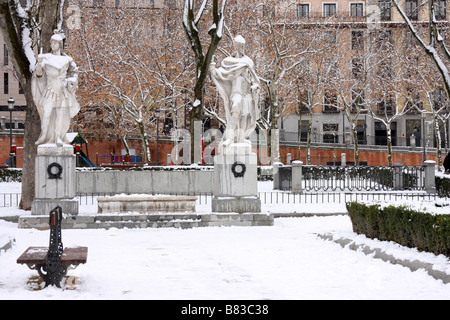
[356, 120, 367, 144]
[323, 90, 339, 113]
[323, 58, 338, 78]
[323, 3, 337, 17]
[405, 0, 418, 20]
[352, 58, 363, 79]
[377, 96, 393, 115]
[350, 3, 364, 17]
[351, 30, 363, 50]
[324, 31, 337, 45]
[406, 87, 423, 112]
[378, 0, 392, 21]
[298, 91, 310, 113]
[3, 73, 8, 94]
[375, 122, 397, 146]
[435, 0, 447, 19]
[300, 120, 309, 142]
[351, 89, 366, 111]
[378, 58, 392, 79]
[296, 3, 310, 18]
[433, 87, 449, 110]
[373, 29, 392, 50]
[18, 81, 24, 94]
[263, 5, 275, 18]
[323, 123, 339, 143]
[3, 44, 8, 66]
[406, 119, 421, 146]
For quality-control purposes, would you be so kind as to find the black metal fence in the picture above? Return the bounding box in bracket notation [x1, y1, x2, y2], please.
[0, 191, 446, 208]
[277, 165, 426, 192]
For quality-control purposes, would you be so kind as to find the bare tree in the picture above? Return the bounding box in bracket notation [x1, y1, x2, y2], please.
[0, 0, 64, 209]
[230, 0, 316, 163]
[393, 0, 450, 97]
[367, 31, 414, 166]
[182, 0, 227, 162]
[291, 27, 340, 164]
[74, 6, 192, 163]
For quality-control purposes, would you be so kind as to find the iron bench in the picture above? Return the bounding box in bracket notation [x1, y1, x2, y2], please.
[16, 206, 88, 287]
[17, 246, 88, 277]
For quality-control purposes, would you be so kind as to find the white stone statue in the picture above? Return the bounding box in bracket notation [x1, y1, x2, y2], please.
[210, 35, 260, 154]
[32, 32, 80, 146]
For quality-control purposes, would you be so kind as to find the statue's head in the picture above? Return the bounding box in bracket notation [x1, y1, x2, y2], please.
[233, 35, 246, 55]
[50, 32, 64, 54]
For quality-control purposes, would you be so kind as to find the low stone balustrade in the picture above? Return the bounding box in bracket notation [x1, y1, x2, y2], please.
[97, 195, 198, 214]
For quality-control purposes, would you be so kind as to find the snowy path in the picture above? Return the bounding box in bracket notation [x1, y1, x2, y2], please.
[1, 215, 450, 299]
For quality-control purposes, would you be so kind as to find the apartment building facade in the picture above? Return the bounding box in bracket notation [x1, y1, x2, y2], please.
[0, 0, 449, 166]
[275, 0, 450, 154]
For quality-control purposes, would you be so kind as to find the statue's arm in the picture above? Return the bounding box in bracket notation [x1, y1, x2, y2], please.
[35, 55, 44, 77]
[67, 57, 79, 82]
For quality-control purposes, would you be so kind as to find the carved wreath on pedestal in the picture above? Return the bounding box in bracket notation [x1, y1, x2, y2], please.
[47, 162, 63, 179]
[231, 162, 246, 178]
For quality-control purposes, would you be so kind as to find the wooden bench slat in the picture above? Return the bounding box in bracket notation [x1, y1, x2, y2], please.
[16, 247, 47, 264]
[61, 247, 88, 264]
[17, 246, 88, 265]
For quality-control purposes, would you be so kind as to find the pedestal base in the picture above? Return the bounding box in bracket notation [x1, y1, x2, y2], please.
[33, 144, 78, 216]
[31, 199, 79, 216]
[212, 196, 261, 213]
[35, 145, 76, 199]
[214, 152, 257, 197]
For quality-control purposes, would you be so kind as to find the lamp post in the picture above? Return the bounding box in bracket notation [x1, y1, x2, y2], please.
[7, 97, 14, 167]
[422, 112, 426, 162]
[156, 108, 160, 164]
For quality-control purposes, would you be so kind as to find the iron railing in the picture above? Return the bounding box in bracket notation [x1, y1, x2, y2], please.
[0, 191, 446, 208]
[278, 165, 426, 192]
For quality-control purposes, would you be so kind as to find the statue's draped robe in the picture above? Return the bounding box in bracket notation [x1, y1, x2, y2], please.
[31, 53, 80, 145]
[211, 55, 260, 150]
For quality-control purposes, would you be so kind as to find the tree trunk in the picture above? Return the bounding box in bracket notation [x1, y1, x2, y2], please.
[137, 121, 150, 162]
[387, 127, 393, 166]
[351, 128, 360, 166]
[19, 88, 41, 210]
[268, 82, 279, 163]
[120, 135, 130, 156]
[189, 84, 204, 164]
[306, 113, 312, 165]
[434, 116, 442, 170]
[0, 0, 63, 210]
[183, 0, 225, 163]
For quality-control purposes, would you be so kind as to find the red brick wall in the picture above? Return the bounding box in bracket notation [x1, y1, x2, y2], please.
[279, 147, 437, 166]
[0, 135, 438, 168]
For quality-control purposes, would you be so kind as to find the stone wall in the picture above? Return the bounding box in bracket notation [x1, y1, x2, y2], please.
[76, 168, 214, 194]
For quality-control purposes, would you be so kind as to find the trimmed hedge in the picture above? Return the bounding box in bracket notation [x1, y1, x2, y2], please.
[0, 169, 22, 182]
[347, 202, 450, 258]
[436, 176, 450, 197]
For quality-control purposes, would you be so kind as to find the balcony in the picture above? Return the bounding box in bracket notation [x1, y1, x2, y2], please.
[279, 11, 368, 25]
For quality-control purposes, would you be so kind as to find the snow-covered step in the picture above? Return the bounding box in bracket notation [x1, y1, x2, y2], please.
[18, 213, 273, 229]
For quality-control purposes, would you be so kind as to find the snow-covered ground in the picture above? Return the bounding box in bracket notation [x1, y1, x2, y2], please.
[0, 181, 450, 300]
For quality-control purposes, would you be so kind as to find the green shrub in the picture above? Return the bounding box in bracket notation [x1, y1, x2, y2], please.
[347, 202, 450, 257]
[0, 169, 22, 182]
[436, 176, 450, 197]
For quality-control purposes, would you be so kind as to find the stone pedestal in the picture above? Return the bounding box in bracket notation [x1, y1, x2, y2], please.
[31, 144, 78, 216]
[212, 145, 261, 213]
[212, 196, 261, 214]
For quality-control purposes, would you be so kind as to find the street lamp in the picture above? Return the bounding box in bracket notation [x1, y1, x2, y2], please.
[7, 97, 14, 167]
[421, 111, 426, 163]
[155, 108, 160, 164]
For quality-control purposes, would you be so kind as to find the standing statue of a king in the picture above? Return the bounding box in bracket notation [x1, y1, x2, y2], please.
[210, 35, 260, 154]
